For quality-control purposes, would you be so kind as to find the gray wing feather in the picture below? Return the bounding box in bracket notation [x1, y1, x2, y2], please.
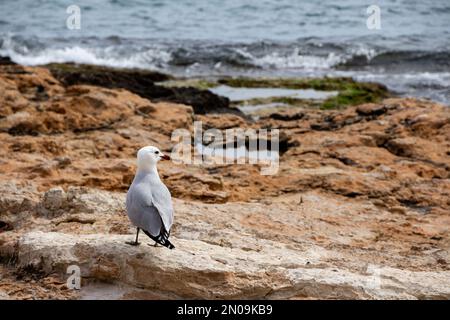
[150, 182, 174, 232]
[127, 191, 162, 236]
[126, 177, 174, 236]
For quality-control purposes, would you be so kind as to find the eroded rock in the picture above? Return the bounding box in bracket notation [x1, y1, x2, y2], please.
[15, 231, 450, 299]
[46, 63, 241, 116]
[0, 63, 449, 299]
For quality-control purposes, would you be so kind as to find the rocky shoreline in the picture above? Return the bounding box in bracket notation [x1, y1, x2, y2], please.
[0, 60, 449, 299]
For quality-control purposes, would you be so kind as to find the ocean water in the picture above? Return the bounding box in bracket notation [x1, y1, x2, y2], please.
[1, 0, 449, 104]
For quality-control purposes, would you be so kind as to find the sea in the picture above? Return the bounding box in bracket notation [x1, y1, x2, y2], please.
[1, 0, 449, 104]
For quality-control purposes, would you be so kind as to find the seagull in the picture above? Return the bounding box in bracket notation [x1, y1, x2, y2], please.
[125, 146, 175, 249]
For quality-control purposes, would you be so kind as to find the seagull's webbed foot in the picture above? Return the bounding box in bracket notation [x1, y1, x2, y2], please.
[125, 241, 141, 246]
[147, 242, 160, 247]
[126, 228, 141, 246]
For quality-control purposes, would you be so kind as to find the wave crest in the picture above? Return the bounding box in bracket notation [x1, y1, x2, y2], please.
[0, 35, 172, 69]
[1, 34, 450, 75]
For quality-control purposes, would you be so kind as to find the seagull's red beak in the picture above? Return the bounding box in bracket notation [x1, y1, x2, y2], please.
[161, 154, 171, 160]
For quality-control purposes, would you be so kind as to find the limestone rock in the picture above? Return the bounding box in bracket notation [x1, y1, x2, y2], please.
[16, 231, 450, 300]
[1, 63, 449, 300]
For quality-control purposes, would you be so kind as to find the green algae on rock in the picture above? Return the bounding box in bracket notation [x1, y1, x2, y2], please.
[218, 77, 390, 109]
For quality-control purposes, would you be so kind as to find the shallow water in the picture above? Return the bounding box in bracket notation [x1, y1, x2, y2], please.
[209, 85, 337, 102]
[237, 102, 290, 116]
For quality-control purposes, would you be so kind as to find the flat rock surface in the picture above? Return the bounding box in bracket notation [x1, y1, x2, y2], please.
[0, 63, 449, 299]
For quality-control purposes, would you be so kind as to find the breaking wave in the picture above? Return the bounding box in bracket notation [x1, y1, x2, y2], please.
[0, 34, 377, 72]
[0, 35, 172, 70]
[2, 34, 449, 74]
[1, 34, 449, 104]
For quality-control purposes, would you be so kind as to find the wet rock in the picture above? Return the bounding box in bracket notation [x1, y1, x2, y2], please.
[267, 112, 304, 121]
[156, 86, 239, 116]
[46, 63, 170, 86]
[0, 56, 16, 66]
[46, 63, 241, 116]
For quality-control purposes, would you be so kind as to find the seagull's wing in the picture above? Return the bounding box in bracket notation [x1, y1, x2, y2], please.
[150, 181, 174, 232]
[126, 184, 163, 237]
[137, 201, 164, 236]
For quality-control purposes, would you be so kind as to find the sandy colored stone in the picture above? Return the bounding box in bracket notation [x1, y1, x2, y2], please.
[1, 185, 449, 299]
[0, 63, 449, 299]
[14, 231, 450, 300]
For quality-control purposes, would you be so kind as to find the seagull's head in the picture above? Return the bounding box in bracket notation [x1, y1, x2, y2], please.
[137, 146, 170, 170]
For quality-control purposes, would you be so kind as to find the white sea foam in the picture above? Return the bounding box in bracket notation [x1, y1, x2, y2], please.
[1, 33, 449, 104]
[249, 45, 379, 70]
[0, 38, 172, 69]
[0, 37, 346, 71]
[348, 45, 377, 61]
[250, 49, 345, 70]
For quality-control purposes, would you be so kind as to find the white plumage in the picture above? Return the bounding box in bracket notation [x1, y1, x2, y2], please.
[126, 146, 175, 249]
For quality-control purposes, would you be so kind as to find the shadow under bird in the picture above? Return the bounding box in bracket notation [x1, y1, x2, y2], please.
[126, 146, 175, 249]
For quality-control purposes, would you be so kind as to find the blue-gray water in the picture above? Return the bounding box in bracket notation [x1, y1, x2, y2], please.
[1, 0, 449, 104]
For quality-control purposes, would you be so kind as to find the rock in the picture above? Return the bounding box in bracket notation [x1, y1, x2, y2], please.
[356, 103, 387, 116]
[65, 187, 125, 214]
[267, 111, 304, 121]
[384, 137, 421, 158]
[389, 206, 407, 215]
[0, 56, 16, 65]
[196, 114, 247, 130]
[0, 182, 39, 217]
[0, 290, 11, 300]
[164, 171, 229, 203]
[1, 63, 450, 299]
[0, 264, 77, 300]
[15, 231, 450, 299]
[0, 221, 13, 232]
[155, 86, 238, 116]
[36, 187, 125, 218]
[46, 63, 242, 116]
[0, 65, 448, 210]
[1, 184, 449, 299]
[55, 157, 72, 169]
[46, 63, 169, 84]
[42, 187, 66, 210]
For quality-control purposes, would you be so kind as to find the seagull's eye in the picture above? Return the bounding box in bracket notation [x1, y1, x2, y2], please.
[155, 151, 159, 154]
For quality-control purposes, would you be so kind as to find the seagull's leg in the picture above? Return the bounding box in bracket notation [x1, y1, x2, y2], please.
[126, 228, 141, 246]
[135, 228, 140, 243]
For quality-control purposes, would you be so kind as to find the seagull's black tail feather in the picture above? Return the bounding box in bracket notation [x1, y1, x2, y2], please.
[142, 229, 175, 249]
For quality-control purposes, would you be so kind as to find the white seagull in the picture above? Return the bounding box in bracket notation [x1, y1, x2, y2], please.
[126, 146, 175, 249]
